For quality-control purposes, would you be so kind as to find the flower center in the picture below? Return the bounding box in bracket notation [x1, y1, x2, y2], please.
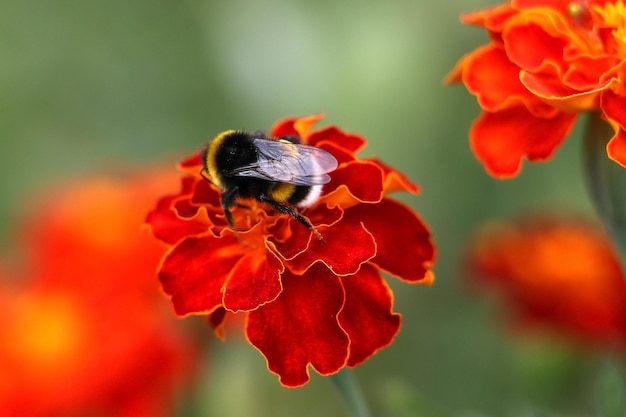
[230, 200, 267, 231]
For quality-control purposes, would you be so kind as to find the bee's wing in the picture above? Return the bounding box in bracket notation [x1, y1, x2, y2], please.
[231, 139, 338, 185]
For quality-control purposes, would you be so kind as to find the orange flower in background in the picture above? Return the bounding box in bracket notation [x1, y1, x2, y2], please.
[0, 173, 201, 417]
[447, 0, 626, 177]
[467, 215, 626, 348]
[146, 115, 436, 387]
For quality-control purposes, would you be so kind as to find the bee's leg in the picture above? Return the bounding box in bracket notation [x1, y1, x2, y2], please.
[258, 195, 325, 243]
[220, 187, 239, 230]
[220, 187, 249, 246]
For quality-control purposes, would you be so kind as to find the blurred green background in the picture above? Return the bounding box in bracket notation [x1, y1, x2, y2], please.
[2, 0, 616, 416]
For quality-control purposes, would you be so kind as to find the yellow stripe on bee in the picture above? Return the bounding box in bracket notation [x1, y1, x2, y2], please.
[270, 183, 296, 202]
[278, 139, 299, 156]
[206, 130, 236, 190]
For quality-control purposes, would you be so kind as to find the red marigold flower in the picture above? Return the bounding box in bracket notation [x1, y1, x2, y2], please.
[146, 114, 436, 387]
[447, 0, 626, 177]
[466, 214, 626, 348]
[0, 173, 201, 417]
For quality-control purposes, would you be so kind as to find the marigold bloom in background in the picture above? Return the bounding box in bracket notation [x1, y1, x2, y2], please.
[466, 214, 626, 348]
[146, 114, 436, 387]
[447, 0, 626, 177]
[0, 173, 201, 417]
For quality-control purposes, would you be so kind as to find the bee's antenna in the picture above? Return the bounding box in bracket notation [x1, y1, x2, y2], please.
[200, 168, 214, 185]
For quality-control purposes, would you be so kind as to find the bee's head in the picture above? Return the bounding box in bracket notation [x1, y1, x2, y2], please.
[214, 131, 257, 173]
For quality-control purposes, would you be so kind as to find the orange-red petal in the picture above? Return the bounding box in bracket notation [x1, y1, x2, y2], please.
[467, 214, 626, 346]
[470, 107, 577, 177]
[602, 89, 626, 132]
[606, 127, 626, 168]
[520, 70, 605, 111]
[602, 90, 626, 167]
[503, 21, 568, 73]
[459, 45, 556, 117]
[512, 0, 565, 8]
[461, 3, 516, 32]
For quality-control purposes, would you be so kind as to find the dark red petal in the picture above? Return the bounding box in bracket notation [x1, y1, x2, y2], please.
[268, 204, 344, 258]
[184, 180, 230, 228]
[146, 194, 208, 245]
[367, 158, 420, 194]
[307, 201, 345, 227]
[316, 142, 357, 166]
[222, 242, 284, 312]
[245, 264, 349, 387]
[307, 126, 367, 154]
[208, 307, 227, 340]
[190, 179, 222, 208]
[282, 220, 376, 276]
[159, 233, 244, 316]
[146, 176, 209, 245]
[271, 117, 300, 138]
[179, 152, 203, 170]
[471, 107, 577, 177]
[344, 199, 435, 282]
[168, 179, 225, 234]
[322, 161, 384, 205]
[339, 264, 401, 366]
[271, 114, 324, 140]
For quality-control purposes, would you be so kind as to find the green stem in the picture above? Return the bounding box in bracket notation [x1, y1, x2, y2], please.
[582, 111, 626, 270]
[328, 369, 372, 417]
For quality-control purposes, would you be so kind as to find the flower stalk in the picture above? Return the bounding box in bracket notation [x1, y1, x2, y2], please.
[582, 111, 626, 271]
[328, 369, 372, 417]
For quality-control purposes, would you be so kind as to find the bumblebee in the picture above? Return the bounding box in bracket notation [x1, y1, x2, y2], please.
[201, 130, 338, 241]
